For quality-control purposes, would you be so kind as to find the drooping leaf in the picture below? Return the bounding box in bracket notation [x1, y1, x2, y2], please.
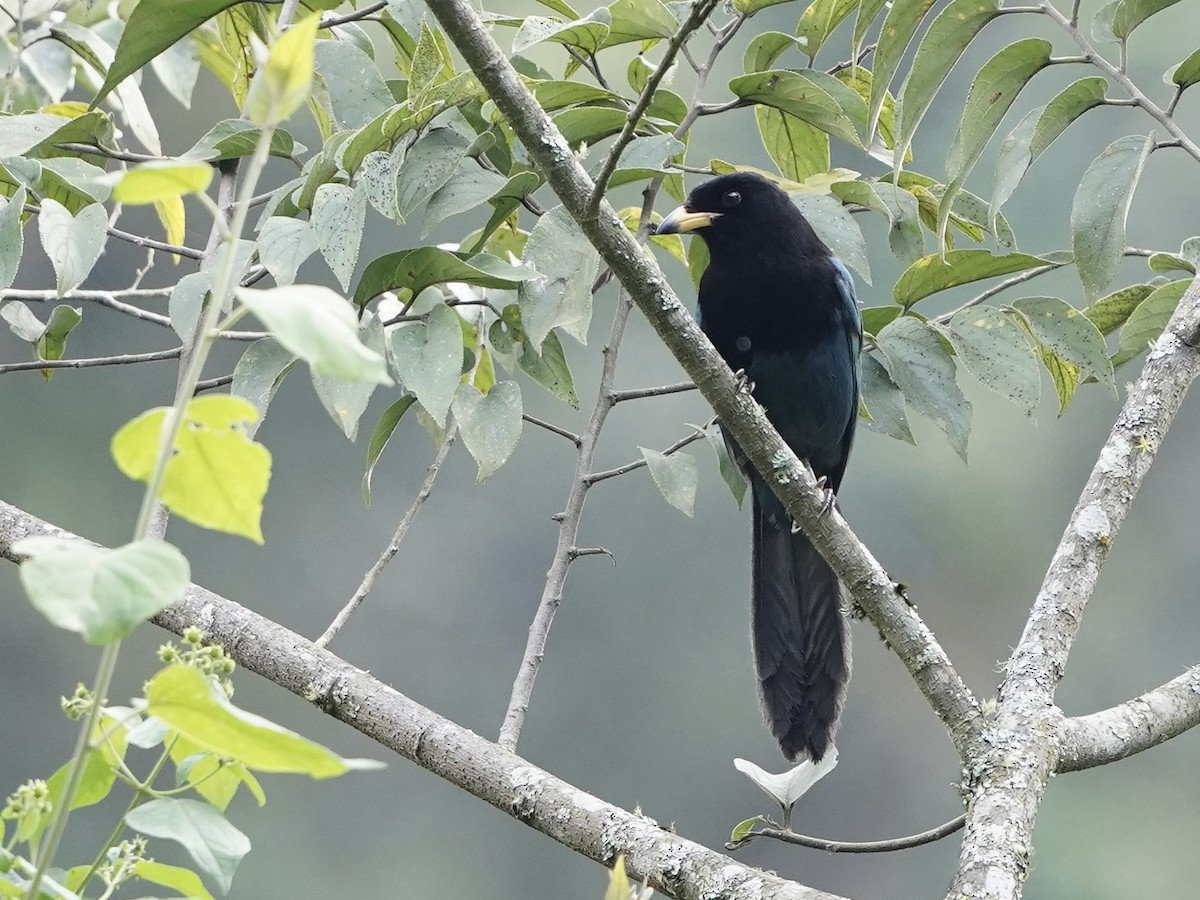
[640, 447, 698, 517]
[792, 194, 870, 284]
[112, 161, 213, 204]
[512, 9, 612, 55]
[389, 302, 464, 426]
[353, 247, 535, 307]
[875, 316, 972, 459]
[1112, 278, 1191, 368]
[704, 425, 747, 508]
[517, 329, 580, 408]
[245, 12, 319, 126]
[896, 0, 1002, 166]
[867, 0, 939, 140]
[362, 395, 417, 505]
[134, 860, 215, 900]
[1083, 283, 1155, 335]
[125, 798, 249, 894]
[258, 216, 317, 287]
[395, 127, 471, 220]
[312, 312, 387, 439]
[1010, 296, 1114, 387]
[945, 305, 1041, 414]
[894, 250, 1052, 308]
[231, 338, 297, 436]
[36, 304, 83, 373]
[14, 536, 189, 644]
[1111, 0, 1184, 39]
[312, 38, 392, 129]
[729, 70, 861, 149]
[0, 188, 26, 291]
[236, 284, 391, 384]
[859, 352, 914, 443]
[991, 77, 1107, 226]
[756, 106, 829, 182]
[311, 182, 367, 290]
[795, 0, 860, 61]
[36, 200, 105, 296]
[938, 39, 1052, 244]
[452, 381, 523, 481]
[519, 205, 600, 347]
[1070, 134, 1155, 300]
[112, 396, 273, 542]
[1168, 47, 1200, 89]
[603, 0, 677, 46]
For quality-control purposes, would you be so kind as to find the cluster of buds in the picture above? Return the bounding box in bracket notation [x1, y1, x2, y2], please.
[157, 626, 236, 697]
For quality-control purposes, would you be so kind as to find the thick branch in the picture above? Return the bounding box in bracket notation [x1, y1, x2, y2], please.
[0, 500, 845, 900]
[423, 0, 981, 755]
[948, 275, 1200, 900]
[1058, 665, 1200, 772]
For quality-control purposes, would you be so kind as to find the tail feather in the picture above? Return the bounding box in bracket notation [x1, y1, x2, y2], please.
[751, 490, 850, 762]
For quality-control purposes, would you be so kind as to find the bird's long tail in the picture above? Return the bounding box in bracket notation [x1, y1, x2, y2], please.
[751, 488, 850, 762]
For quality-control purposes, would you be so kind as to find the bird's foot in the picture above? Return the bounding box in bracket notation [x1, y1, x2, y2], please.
[815, 476, 837, 519]
[733, 368, 755, 395]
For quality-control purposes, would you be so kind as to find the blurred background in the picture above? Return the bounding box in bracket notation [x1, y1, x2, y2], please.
[3, 2, 1199, 898]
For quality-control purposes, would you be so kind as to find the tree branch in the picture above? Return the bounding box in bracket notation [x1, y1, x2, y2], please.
[1058, 665, 1200, 772]
[0, 500, 847, 900]
[947, 274, 1200, 900]
[424, 0, 982, 757]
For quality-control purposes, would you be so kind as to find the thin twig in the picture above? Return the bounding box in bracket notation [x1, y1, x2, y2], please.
[732, 813, 967, 853]
[933, 263, 1063, 323]
[585, 424, 709, 484]
[610, 381, 695, 403]
[588, 0, 721, 212]
[321, 0, 387, 29]
[316, 422, 458, 650]
[0, 347, 182, 374]
[106, 225, 205, 260]
[522, 413, 582, 446]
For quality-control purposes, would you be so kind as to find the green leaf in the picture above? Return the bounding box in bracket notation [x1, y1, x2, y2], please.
[896, 0, 1002, 166]
[246, 12, 318, 126]
[1111, 0, 1183, 39]
[730, 817, 762, 844]
[423, 167, 508, 238]
[390, 302, 464, 426]
[185, 119, 297, 162]
[0, 188, 25, 291]
[729, 70, 862, 149]
[312, 312, 387, 439]
[793, 194, 871, 284]
[96, 0, 242, 105]
[362, 395, 417, 505]
[859, 352, 914, 443]
[112, 396, 272, 542]
[517, 330, 580, 408]
[311, 38, 391, 129]
[605, 856, 633, 900]
[867, 0, 938, 140]
[833, 180, 923, 264]
[395, 127, 471, 220]
[875, 317, 972, 460]
[552, 105, 629, 149]
[170, 734, 264, 811]
[733, 0, 801, 15]
[237, 284, 391, 384]
[1112, 278, 1190, 368]
[1083, 283, 1155, 335]
[112, 161, 213, 204]
[258, 216, 317, 287]
[231, 338, 297, 436]
[640, 447, 698, 517]
[134, 860, 215, 900]
[1034, 345, 1080, 415]
[1148, 252, 1195, 275]
[1070, 134, 1155, 299]
[512, 9, 612, 55]
[704, 425, 747, 508]
[37, 200, 105, 296]
[452, 381, 523, 481]
[1010, 296, 1114, 387]
[744, 32, 803, 73]
[2, 300, 45, 342]
[1168, 47, 1200, 89]
[938, 39, 1052, 244]
[311, 182, 367, 290]
[795, 0, 860, 60]
[860, 305, 901, 336]
[36, 305, 83, 373]
[519, 206, 600, 347]
[14, 536, 189, 644]
[756, 106, 829, 182]
[125, 798, 249, 894]
[45, 710, 129, 820]
[604, 0, 677, 46]
[145, 664, 382, 778]
[945, 305, 1040, 414]
[354, 247, 535, 307]
[991, 77, 1107, 226]
[894, 250, 1052, 308]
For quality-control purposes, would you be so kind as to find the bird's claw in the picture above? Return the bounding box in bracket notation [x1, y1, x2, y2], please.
[815, 476, 837, 519]
[733, 368, 755, 395]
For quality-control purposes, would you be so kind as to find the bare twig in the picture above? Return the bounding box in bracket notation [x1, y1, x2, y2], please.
[610, 381, 695, 403]
[585, 423, 710, 484]
[522, 413, 582, 446]
[0, 347, 182, 374]
[315, 423, 458, 650]
[733, 813, 967, 854]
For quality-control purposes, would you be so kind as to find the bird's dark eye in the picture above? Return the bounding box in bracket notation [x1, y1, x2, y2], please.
[724, 190, 742, 208]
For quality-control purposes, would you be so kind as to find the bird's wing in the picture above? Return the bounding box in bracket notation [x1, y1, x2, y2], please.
[827, 256, 863, 490]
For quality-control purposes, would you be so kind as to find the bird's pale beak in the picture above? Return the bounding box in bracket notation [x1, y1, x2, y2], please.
[655, 206, 719, 235]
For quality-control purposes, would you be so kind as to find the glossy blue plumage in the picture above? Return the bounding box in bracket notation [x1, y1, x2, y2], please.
[657, 173, 862, 761]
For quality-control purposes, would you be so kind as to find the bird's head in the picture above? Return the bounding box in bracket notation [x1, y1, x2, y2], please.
[654, 172, 819, 256]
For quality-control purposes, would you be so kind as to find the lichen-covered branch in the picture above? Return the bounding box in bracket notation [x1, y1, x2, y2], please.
[0, 500, 846, 900]
[946, 275, 1200, 900]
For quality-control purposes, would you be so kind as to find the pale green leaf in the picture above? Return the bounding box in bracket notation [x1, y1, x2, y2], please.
[37, 200, 105, 296]
[875, 317, 972, 459]
[311, 181, 366, 290]
[258, 216, 317, 287]
[517, 330, 580, 407]
[362, 395, 417, 505]
[125, 798, 249, 894]
[704, 425, 747, 508]
[729, 70, 862, 149]
[396, 126, 472, 220]
[1112, 278, 1190, 368]
[246, 13, 318, 126]
[112, 161, 213, 204]
[859, 352, 914, 443]
[312, 312, 387, 439]
[744, 32, 803, 73]
[792, 194, 870, 284]
[945, 305, 1040, 414]
[867, 0, 938, 140]
[604, 0, 677, 46]
[894, 250, 1051, 307]
[312, 38, 391, 129]
[1070, 134, 1154, 299]
[389, 302, 463, 426]
[424, 167, 508, 238]
[134, 860, 215, 900]
[237, 284, 390, 384]
[1011, 296, 1114, 386]
[1168, 47, 1200, 89]
[512, 9, 612, 55]
[1083, 283, 1155, 335]
[0, 188, 25, 291]
[14, 537, 189, 644]
[519, 205, 600, 347]
[453, 381, 523, 481]
[2, 300, 44, 342]
[640, 447, 698, 516]
[231, 338, 297, 436]
[756, 106, 829, 182]
[795, 0, 860, 60]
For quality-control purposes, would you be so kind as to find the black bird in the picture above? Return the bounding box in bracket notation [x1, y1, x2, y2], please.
[656, 172, 862, 762]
